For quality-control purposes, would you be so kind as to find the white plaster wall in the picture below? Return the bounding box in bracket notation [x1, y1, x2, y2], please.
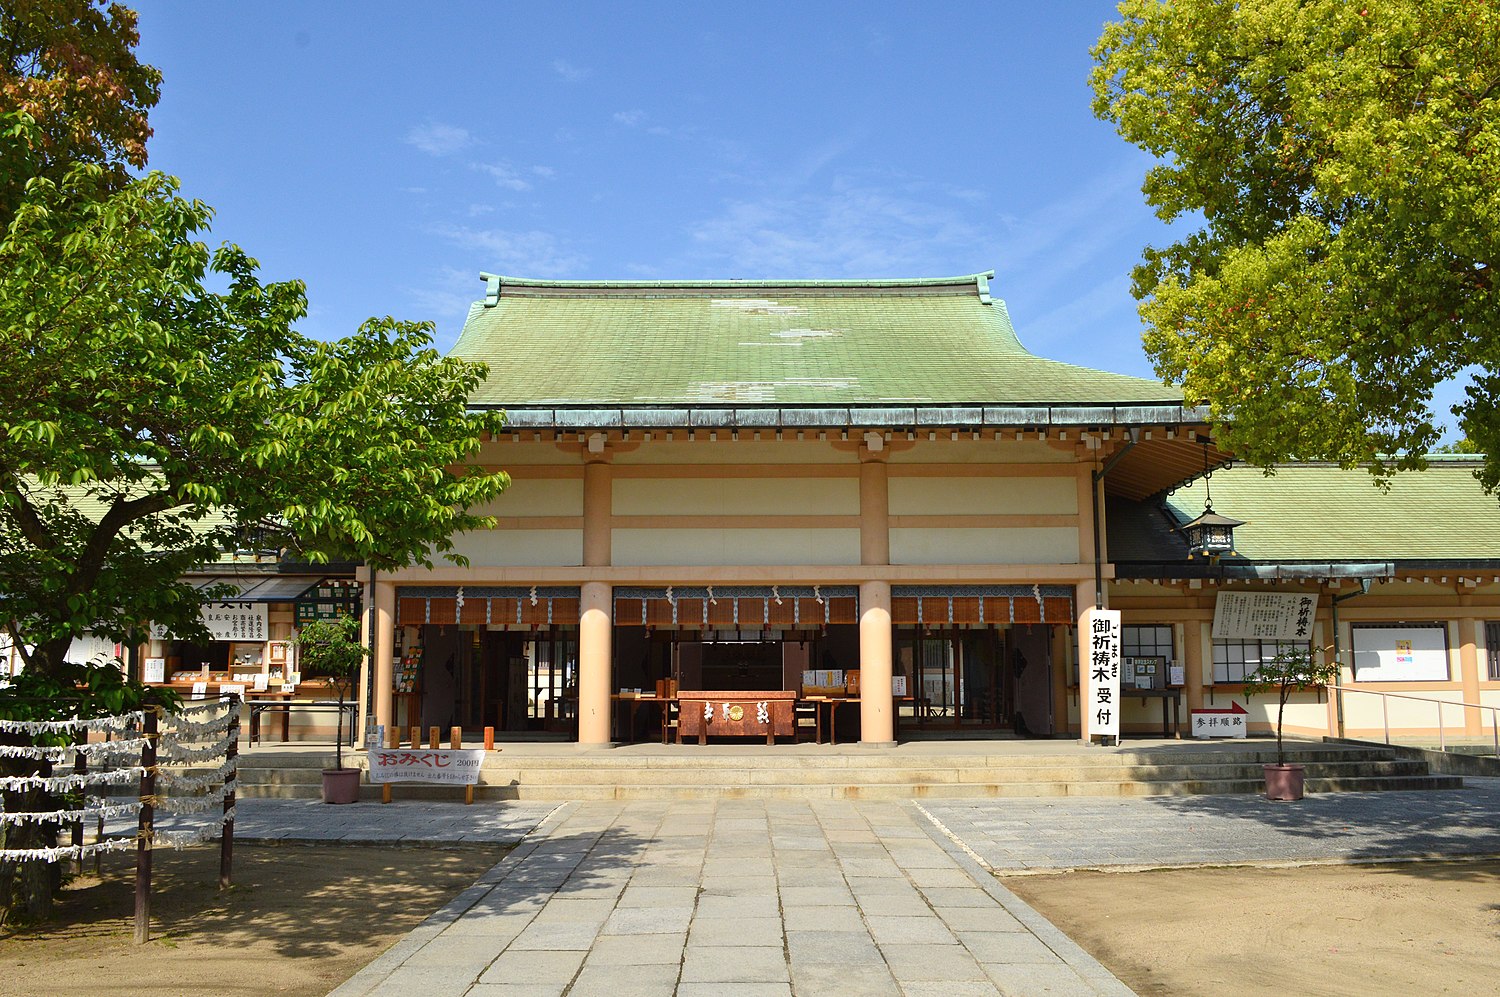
[613, 477, 858, 516]
[618, 440, 846, 465]
[477, 440, 584, 465]
[447, 529, 583, 566]
[472, 478, 584, 518]
[888, 476, 1076, 516]
[1341, 689, 1469, 731]
[889, 440, 1073, 464]
[888, 527, 1078, 565]
[613, 528, 861, 566]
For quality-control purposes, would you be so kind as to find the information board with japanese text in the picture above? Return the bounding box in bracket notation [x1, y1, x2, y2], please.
[1084, 608, 1121, 738]
[1212, 592, 1317, 641]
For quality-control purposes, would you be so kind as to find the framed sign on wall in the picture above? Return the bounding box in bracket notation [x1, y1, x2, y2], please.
[1351, 623, 1450, 682]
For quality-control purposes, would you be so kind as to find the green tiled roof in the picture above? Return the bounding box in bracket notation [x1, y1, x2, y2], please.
[1118, 459, 1500, 563]
[452, 274, 1180, 407]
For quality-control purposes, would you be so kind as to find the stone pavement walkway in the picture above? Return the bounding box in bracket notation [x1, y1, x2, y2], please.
[331, 799, 1131, 997]
[920, 777, 1500, 873]
[117, 797, 561, 845]
[170, 781, 1500, 996]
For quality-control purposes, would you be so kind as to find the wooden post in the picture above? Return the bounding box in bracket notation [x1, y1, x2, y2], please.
[220, 696, 238, 890]
[382, 783, 393, 804]
[465, 784, 475, 805]
[386, 727, 399, 749]
[134, 706, 158, 945]
[428, 726, 439, 749]
[71, 751, 87, 877]
[449, 726, 461, 749]
[483, 726, 494, 751]
[408, 725, 418, 749]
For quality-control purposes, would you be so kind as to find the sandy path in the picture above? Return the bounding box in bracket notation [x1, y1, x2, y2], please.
[0, 843, 502, 997]
[1004, 860, 1500, 997]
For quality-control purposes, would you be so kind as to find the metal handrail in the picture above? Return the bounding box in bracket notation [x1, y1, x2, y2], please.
[1332, 685, 1500, 758]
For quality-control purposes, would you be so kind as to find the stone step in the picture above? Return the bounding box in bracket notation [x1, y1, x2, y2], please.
[236, 772, 1461, 803]
[215, 740, 1461, 801]
[233, 752, 1429, 781]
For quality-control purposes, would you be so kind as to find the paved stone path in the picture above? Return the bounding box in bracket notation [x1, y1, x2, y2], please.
[920, 777, 1500, 872]
[157, 780, 1500, 995]
[124, 797, 561, 845]
[331, 799, 1131, 997]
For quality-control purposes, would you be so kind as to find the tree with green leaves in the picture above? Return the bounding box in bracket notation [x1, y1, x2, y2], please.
[0, 0, 160, 223]
[1091, 0, 1500, 487]
[0, 131, 509, 920]
[1242, 647, 1340, 766]
[0, 149, 509, 681]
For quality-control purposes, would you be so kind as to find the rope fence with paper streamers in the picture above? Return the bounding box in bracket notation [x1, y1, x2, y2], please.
[0, 697, 242, 943]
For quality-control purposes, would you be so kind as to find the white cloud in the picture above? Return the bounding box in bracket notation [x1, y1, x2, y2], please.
[475, 163, 532, 191]
[613, 109, 646, 126]
[531, 165, 557, 179]
[553, 59, 590, 83]
[683, 182, 987, 278]
[405, 122, 473, 157]
[405, 266, 481, 350]
[430, 224, 587, 277]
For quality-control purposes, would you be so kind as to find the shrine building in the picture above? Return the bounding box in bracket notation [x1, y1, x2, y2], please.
[358, 271, 1500, 748]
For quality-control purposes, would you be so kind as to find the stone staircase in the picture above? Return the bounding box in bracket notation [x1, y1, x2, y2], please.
[227, 741, 1462, 802]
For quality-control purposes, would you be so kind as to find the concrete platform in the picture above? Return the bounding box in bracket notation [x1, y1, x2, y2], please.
[229, 736, 1461, 802]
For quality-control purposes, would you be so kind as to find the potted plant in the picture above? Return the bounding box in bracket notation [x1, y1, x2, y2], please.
[293, 616, 364, 804]
[1242, 646, 1340, 801]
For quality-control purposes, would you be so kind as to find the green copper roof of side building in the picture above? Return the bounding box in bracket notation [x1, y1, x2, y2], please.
[1109, 459, 1500, 564]
[452, 273, 1182, 407]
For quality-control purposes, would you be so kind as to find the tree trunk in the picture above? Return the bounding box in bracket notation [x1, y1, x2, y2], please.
[0, 773, 60, 924]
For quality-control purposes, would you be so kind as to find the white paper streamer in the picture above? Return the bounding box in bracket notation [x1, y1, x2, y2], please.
[156, 783, 237, 815]
[0, 737, 148, 763]
[0, 712, 144, 735]
[152, 814, 234, 849]
[1, 836, 138, 862]
[0, 800, 142, 825]
[174, 700, 240, 718]
[157, 759, 236, 793]
[158, 733, 236, 763]
[0, 766, 144, 792]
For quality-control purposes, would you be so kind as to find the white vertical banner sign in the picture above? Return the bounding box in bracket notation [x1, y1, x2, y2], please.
[1084, 608, 1122, 740]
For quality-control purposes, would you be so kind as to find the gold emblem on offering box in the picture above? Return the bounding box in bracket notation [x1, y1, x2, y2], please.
[727, 704, 745, 722]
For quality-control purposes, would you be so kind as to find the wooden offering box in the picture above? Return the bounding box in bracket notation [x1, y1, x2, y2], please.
[676, 690, 797, 745]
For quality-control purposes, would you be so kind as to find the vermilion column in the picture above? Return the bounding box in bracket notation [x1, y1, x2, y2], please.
[1075, 579, 1097, 744]
[583, 459, 612, 567]
[373, 580, 396, 733]
[1184, 620, 1205, 716]
[1459, 617, 1482, 735]
[859, 453, 890, 566]
[578, 581, 613, 744]
[859, 580, 894, 745]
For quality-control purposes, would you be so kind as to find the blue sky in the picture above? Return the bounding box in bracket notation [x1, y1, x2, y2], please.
[130, 1, 1177, 380]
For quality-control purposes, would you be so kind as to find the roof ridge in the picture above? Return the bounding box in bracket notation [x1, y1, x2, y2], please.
[478, 271, 996, 306]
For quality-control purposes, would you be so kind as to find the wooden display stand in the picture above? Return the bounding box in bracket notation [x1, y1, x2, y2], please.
[676, 690, 797, 744]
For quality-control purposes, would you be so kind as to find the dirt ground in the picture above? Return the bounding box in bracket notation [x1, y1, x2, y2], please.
[1004, 859, 1500, 997]
[0, 842, 503, 997]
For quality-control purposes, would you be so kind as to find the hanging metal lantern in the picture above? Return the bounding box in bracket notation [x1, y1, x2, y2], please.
[1180, 506, 1245, 558]
[1178, 441, 1245, 559]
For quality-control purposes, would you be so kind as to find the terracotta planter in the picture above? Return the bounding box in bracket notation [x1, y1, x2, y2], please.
[321, 767, 361, 805]
[1263, 762, 1306, 801]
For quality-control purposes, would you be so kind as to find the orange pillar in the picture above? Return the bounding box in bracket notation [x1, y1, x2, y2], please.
[578, 581, 613, 745]
[1459, 617, 1482, 735]
[859, 449, 890, 566]
[1076, 579, 1098, 744]
[1184, 621, 1205, 715]
[373, 580, 396, 734]
[583, 459, 612, 567]
[859, 580, 894, 745]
